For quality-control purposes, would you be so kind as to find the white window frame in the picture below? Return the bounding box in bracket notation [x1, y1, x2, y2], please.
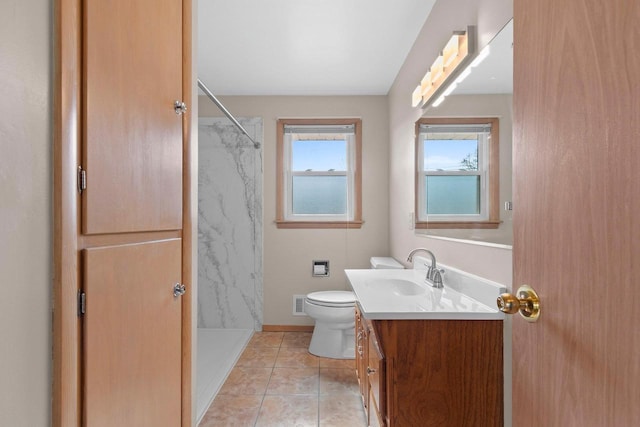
[417, 123, 490, 222]
[276, 119, 363, 229]
[415, 117, 500, 229]
[283, 126, 355, 221]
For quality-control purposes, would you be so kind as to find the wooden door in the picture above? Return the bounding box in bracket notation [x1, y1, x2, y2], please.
[513, 0, 640, 424]
[83, 239, 182, 426]
[83, 0, 183, 234]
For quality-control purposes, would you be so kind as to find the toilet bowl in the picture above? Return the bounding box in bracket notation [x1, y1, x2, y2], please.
[305, 257, 404, 359]
[305, 291, 356, 359]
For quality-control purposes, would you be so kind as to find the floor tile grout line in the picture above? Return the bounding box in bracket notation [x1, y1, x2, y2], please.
[252, 339, 281, 427]
[317, 361, 321, 427]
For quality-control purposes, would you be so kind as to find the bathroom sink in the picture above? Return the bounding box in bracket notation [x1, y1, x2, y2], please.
[365, 278, 426, 296]
[345, 266, 507, 320]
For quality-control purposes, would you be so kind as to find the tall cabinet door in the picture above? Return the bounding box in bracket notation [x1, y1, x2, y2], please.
[83, 239, 182, 427]
[83, 0, 183, 234]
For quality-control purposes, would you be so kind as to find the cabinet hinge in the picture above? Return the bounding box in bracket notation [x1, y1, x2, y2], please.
[77, 166, 86, 194]
[77, 290, 86, 317]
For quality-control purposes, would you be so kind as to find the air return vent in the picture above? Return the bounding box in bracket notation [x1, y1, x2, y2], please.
[293, 295, 307, 316]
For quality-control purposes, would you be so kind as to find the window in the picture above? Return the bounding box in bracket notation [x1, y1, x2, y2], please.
[415, 117, 500, 229]
[277, 118, 362, 228]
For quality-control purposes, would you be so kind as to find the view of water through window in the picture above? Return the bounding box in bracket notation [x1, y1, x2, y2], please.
[292, 176, 347, 214]
[291, 139, 348, 215]
[425, 176, 480, 215]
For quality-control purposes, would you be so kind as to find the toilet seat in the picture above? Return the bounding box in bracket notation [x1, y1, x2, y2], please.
[306, 291, 356, 308]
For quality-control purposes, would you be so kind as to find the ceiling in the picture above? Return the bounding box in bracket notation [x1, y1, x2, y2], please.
[197, 0, 437, 96]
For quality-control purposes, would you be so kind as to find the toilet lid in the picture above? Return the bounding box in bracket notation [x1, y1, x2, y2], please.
[306, 291, 356, 307]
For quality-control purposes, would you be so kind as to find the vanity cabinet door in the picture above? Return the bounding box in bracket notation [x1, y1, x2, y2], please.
[355, 306, 368, 408]
[367, 321, 386, 427]
[377, 319, 503, 427]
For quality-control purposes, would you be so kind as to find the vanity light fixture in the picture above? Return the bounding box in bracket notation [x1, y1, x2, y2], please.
[411, 26, 478, 109]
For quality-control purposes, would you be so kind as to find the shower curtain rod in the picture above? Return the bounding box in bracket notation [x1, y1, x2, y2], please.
[197, 79, 261, 149]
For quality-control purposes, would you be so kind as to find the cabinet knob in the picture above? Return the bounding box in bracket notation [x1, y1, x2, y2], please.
[174, 100, 187, 115]
[366, 367, 376, 375]
[173, 282, 186, 297]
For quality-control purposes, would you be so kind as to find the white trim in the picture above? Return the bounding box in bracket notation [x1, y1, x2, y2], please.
[417, 126, 490, 222]
[282, 130, 355, 222]
[416, 233, 513, 250]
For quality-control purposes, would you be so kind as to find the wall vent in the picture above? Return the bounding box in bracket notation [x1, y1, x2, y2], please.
[293, 295, 307, 316]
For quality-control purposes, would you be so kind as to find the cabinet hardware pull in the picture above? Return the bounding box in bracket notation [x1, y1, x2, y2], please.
[173, 283, 186, 297]
[174, 100, 187, 115]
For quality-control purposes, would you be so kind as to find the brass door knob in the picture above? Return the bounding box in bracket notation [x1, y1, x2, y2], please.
[497, 285, 540, 322]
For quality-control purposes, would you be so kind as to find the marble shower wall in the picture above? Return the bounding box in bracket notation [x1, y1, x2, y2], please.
[198, 117, 263, 330]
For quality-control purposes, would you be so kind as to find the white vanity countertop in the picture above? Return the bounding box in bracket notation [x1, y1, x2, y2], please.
[345, 268, 506, 320]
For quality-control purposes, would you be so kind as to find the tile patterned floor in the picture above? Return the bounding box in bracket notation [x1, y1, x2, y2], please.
[198, 331, 368, 427]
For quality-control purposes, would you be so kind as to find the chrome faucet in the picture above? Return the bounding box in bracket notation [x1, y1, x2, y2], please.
[406, 248, 444, 288]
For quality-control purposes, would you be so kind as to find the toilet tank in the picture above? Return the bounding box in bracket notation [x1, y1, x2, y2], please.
[369, 257, 404, 269]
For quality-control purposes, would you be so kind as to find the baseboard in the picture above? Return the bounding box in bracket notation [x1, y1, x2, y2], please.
[262, 325, 314, 332]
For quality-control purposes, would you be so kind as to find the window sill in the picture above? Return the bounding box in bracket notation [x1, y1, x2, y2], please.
[415, 220, 500, 230]
[276, 220, 364, 229]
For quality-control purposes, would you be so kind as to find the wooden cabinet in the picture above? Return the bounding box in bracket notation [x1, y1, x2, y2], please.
[355, 305, 387, 427]
[355, 306, 503, 427]
[54, 0, 193, 425]
[78, 1, 189, 423]
[83, 239, 183, 426]
[355, 306, 368, 408]
[367, 321, 385, 427]
[83, 0, 184, 234]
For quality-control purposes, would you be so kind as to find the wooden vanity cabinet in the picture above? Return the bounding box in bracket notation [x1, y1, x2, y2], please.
[355, 306, 368, 409]
[356, 304, 387, 427]
[367, 320, 385, 427]
[355, 310, 503, 427]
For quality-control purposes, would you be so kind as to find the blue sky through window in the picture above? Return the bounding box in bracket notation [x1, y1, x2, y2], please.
[292, 139, 347, 171]
[424, 138, 478, 171]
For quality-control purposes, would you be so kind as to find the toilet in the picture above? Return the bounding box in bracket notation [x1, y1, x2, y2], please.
[305, 256, 404, 359]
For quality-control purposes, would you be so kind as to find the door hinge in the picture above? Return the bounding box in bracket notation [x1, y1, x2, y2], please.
[77, 290, 86, 317]
[77, 166, 87, 194]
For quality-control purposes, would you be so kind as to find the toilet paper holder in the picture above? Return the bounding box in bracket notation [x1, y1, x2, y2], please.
[312, 260, 330, 277]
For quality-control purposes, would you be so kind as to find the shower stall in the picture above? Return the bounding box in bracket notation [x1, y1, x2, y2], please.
[196, 111, 263, 421]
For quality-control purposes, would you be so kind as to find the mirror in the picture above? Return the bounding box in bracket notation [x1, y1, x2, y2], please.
[417, 19, 513, 247]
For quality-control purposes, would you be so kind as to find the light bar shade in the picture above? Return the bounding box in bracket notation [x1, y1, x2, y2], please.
[411, 27, 474, 109]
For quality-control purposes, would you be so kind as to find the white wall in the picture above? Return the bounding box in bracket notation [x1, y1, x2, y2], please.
[0, 0, 52, 425]
[388, 0, 514, 286]
[199, 96, 390, 326]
